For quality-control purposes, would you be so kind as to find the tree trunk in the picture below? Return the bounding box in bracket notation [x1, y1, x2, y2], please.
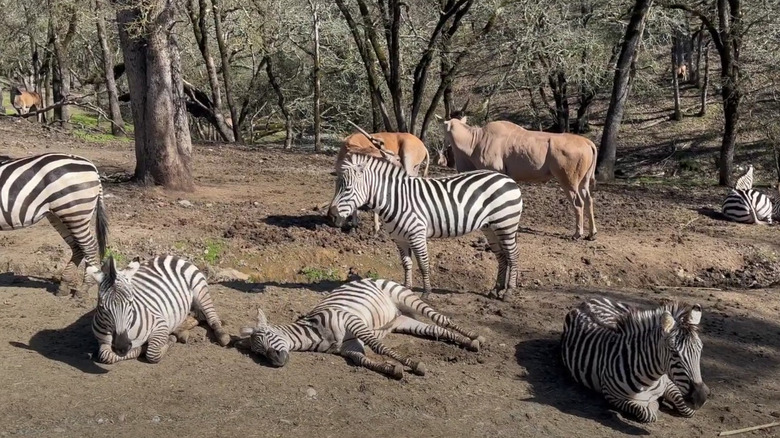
[698, 44, 709, 116]
[719, 84, 740, 185]
[671, 35, 682, 121]
[265, 56, 292, 149]
[309, 0, 322, 152]
[694, 25, 704, 87]
[115, 0, 194, 190]
[595, 0, 653, 181]
[95, 0, 125, 137]
[549, 71, 570, 132]
[48, 2, 77, 129]
[211, 0, 240, 142]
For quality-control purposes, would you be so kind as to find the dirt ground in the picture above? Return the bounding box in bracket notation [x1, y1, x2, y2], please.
[0, 118, 779, 437]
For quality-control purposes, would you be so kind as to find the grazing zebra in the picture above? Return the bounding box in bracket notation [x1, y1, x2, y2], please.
[328, 153, 523, 300]
[561, 297, 710, 423]
[86, 255, 231, 364]
[0, 153, 108, 296]
[238, 278, 484, 379]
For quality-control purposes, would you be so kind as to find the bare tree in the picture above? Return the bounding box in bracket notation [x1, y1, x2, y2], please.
[114, 0, 194, 190]
[308, 0, 322, 152]
[698, 41, 709, 116]
[95, 0, 125, 137]
[265, 55, 292, 149]
[671, 30, 682, 121]
[47, 0, 78, 129]
[595, 0, 653, 181]
[211, 0, 241, 142]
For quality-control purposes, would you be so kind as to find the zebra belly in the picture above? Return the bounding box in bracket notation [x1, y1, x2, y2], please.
[0, 206, 48, 230]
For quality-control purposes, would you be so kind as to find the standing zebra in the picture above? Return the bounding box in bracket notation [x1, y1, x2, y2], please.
[328, 153, 523, 300]
[238, 278, 484, 379]
[561, 297, 709, 423]
[86, 255, 231, 364]
[0, 153, 108, 296]
[721, 165, 780, 224]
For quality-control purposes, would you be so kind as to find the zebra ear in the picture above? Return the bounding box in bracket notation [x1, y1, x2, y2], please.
[256, 308, 268, 328]
[101, 256, 117, 285]
[239, 326, 255, 337]
[661, 311, 676, 334]
[688, 304, 702, 326]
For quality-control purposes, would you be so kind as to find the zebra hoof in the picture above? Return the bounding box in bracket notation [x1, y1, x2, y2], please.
[174, 330, 190, 344]
[468, 338, 482, 352]
[390, 364, 404, 380]
[216, 331, 231, 347]
[411, 361, 426, 376]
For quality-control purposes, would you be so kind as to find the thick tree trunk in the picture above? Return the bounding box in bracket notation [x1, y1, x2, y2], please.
[719, 85, 740, 185]
[698, 45, 709, 116]
[95, 0, 125, 137]
[115, 0, 194, 190]
[595, 0, 653, 181]
[211, 0, 241, 142]
[48, 2, 77, 129]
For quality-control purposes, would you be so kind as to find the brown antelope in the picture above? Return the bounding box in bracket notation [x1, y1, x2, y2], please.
[11, 87, 43, 122]
[333, 122, 430, 233]
[676, 65, 689, 82]
[438, 113, 598, 240]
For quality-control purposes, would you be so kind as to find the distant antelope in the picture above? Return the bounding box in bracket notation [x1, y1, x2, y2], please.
[11, 86, 44, 122]
[676, 65, 689, 82]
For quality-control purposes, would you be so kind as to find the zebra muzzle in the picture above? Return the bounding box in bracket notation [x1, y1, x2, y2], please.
[112, 331, 132, 356]
[266, 350, 290, 367]
[687, 382, 710, 410]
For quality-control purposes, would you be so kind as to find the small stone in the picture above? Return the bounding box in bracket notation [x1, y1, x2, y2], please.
[151, 416, 161, 423]
[253, 201, 260, 207]
[118, 414, 126, 423]
[499, 343, 506, 347]
[306, 386, 317, 399]
[96, 418, 105, 425]
[205, 203, 213, 208]
[51, 428, 65, 433]
[177, 199, 193, 208]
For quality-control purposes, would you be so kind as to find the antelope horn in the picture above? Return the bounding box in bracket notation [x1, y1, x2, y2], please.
[347, 120, 393, 154]
[348, 120, 377, 143]
[460, 98, 470, 114]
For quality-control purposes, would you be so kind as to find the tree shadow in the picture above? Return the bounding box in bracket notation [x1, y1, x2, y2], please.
[0, 272, 58, 294]
[9, 309, 108, 375]
[514, 337, 650, 435]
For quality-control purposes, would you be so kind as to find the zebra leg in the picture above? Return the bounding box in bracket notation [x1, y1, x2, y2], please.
[340, 339, 404, 380]
[481, 228, 507, 299]
[192, 280, 231, 346]
[603, 392, 658, 423]
[408, 234, 432, 298]
[395, 241, 414, 290]
[391, 315, 480, 352]
[47, 214, 87, 297]
[395, 288, 485, 346]
[663, 381, 696, 418]
[172, 314, 200, 344]
[496, 227, 520, 300]
[145, 325, 177, 364]
[344, 314, 426, 376]
[96, 343, 143, 364]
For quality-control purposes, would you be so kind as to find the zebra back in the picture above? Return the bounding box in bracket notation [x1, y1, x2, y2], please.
[722, 189, 774, 223]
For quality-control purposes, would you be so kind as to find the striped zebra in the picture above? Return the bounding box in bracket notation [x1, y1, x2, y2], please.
[238, 278, 484, 379]
[328, 153, 523, 300]
[86, 255, 230, 364]
[561, 297, 709, 423]
[721, 166, 779, 224]
[0, 153, 109, 296]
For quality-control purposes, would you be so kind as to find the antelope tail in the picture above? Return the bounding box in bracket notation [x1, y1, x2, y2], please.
[423, 148, 430, 177]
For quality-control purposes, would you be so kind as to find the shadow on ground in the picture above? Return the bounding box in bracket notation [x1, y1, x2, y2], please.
[0, 272, 57, 294]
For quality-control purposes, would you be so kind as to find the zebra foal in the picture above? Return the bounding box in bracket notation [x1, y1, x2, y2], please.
[561, 297, 709, 423]
[87, 255, 230, 364]
[238, 278, 484, 379]
[0, 153, 108, 296]
[328, 153, 523, 299]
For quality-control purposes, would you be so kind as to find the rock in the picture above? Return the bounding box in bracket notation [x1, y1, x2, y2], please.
[96, 418, 105, 425]
[306, 386, 317, 399]
[177, 199, 193, 208]
[214, 268, 250, 282]
[151, 416, 161, 423]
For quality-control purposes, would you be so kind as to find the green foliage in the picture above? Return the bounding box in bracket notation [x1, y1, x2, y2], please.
[202, 239, 225, 264]
[105, 247, 127, 266]
[365, 269, 380, 280]
[299, 266, 340, 283]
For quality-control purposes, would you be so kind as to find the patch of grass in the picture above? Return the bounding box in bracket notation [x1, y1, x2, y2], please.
[73, 130, 131, 143]
[105, 247, 127, 265]
[71, 112, 100, 128]
[299, 266, 341, 282]
[365, 269, 380, 280]
[202, 239, 225, 264]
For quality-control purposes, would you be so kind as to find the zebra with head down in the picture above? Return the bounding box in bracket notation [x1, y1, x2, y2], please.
[561, 297, 710, 423]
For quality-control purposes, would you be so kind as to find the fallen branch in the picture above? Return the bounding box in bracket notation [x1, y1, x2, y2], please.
[718, 422, 780, 436]
[73, 101, 128, 136]
[0, 96, 84, 119]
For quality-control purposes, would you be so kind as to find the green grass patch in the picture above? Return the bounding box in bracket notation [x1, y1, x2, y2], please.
[299, 266, 341, 282]
[202, 239, 226, 264]
[105, 247, 127, 266]
[365, 269, 380, 280]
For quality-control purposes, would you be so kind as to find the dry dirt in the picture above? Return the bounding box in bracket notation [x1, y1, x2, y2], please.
[0, 118, 779, 437]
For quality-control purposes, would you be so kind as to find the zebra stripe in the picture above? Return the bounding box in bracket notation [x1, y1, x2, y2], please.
[722, 189, 775, 224]
[89, 255, 230, 364]
[239, 278, 484, 379]
[734, 165, 754, 191]
[561, 297, 709, 423]
[328, 153, 523, 299]
[0, 153, 108, 296]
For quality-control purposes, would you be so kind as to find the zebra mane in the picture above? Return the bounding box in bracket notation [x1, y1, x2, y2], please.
[613, 301, 699, 334]
[340, 152, 408, 178]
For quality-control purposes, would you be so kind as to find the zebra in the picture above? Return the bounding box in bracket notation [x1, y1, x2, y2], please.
[328, 153, 523, 300]
[86, 255, 231, 364]
[721, 165, 780, 224]
[560, 297, 710, 423]
[238, 278, 484, 379]
[0, 153, 109, 296]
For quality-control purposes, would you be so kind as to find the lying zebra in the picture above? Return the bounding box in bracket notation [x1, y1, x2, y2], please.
[87, 255, 230, 364]
[237, 278, 484, 379]
[0, 153, 109, 297]
[561, 297, 709, 423]
[328, 153, 523, 300]
[722, 165, 780, 224]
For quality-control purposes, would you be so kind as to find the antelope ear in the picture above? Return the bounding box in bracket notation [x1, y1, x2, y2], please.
[661, 311, 676, 334]
[435, 114, 443, 122]
[460, 116, 468, 124]
[688, 304, 702, 325]
[256, 308, 268, 328]
[86, 264, 104, 284]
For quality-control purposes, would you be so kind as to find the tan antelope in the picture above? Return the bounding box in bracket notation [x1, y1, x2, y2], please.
[676, 65, 689, 82]
[438, 114, 597, 240]
[11, 87, 43, 122]
[333, 122, 430, 233]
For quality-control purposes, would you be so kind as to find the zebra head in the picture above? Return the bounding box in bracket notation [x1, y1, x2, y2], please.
[328, 154, 372, 227]
[86, 256, 137, 357]
[239, 308, 290, 367]
[660, 304, 709, 410]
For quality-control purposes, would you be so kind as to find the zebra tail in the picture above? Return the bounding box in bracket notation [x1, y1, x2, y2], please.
[96, 187, 109, 259]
